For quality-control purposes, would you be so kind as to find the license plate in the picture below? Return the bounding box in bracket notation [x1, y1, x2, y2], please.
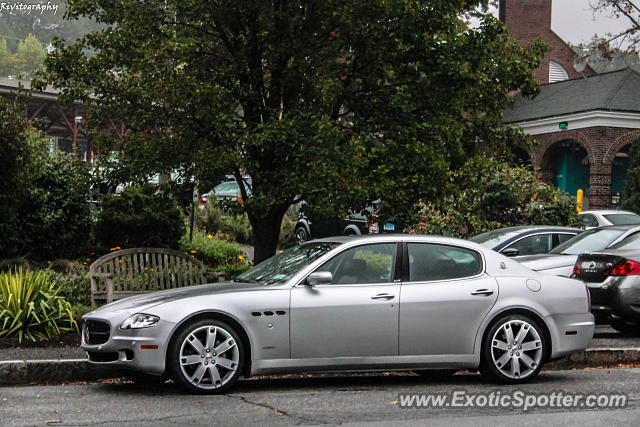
[384, 223, 395, 231]
[369, 222, 379, 234]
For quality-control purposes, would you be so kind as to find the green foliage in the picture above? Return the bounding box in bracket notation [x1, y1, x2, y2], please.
[36, 0, 545, 263]
[13, 34, 46, 77]
[0, 99, 91, 260]
[623, 136, 640, 213]
[0, 268, 77, 343]
[179, 231, 249, 271]
[45, 269, 91, 307]
[411, 156, 582, 238]
[23, 154, 93, 260]
[0, 39, 11, 76]
[95, 184, 184, 250]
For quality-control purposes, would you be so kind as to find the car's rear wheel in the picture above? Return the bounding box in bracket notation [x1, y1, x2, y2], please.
[610, 318, 640, 335]
[169, 319, 244, 394]
[482, 314, 546, 383]
[294, 226, 309, 245]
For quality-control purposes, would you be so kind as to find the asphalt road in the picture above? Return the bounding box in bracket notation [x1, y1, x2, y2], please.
[1, 368, 638, 426]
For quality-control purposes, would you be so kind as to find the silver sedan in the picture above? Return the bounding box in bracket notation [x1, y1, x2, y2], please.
[82, 235, 594, 393]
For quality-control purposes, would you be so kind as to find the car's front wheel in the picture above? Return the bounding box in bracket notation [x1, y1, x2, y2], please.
[168, 319, 244, 394]
[482, 314, 546, 383]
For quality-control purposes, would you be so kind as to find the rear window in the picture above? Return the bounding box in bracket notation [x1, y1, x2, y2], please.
[469, 229, 524, 249]
[609, 232, 640, 250]
[549, 228, 625, 255]
[408, 243, 482, 281]
[603, 213, 640, 225]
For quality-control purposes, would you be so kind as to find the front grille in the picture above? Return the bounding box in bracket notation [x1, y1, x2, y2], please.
[84, 319, 111, 345]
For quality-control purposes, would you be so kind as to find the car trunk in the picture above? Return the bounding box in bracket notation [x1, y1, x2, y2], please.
[574, 253, 623, 284]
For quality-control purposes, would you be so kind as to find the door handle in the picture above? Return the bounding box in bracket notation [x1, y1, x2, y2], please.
[371, 293, 395, 300]
[471, 289, 494, 296]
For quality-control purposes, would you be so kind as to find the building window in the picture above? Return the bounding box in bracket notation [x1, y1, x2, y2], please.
[549, 60, 569, 83]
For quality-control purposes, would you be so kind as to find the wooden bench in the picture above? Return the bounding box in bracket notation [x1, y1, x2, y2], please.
[89, 248, 223, 306]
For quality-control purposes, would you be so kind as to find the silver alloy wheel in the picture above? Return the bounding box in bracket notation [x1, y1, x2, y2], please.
[179, 325, 240, 390]
[490, 319, 543, 380]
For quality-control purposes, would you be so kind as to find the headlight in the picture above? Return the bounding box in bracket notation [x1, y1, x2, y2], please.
[120, 313, 160, 329]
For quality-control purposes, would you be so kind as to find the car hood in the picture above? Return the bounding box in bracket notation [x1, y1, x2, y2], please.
[86, 281, 263, 316]
[516, 254, 577, 271]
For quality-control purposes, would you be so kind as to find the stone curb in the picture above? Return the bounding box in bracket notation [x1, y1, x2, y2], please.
[1, 348, 639, 385]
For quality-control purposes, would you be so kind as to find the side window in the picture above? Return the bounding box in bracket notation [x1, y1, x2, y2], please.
[505, 234, 552, 256]
[408, 243, 482, 282]
[582, 214, 597, 228]
[555, 233, 575, 247]
[315, 243, 396, 284]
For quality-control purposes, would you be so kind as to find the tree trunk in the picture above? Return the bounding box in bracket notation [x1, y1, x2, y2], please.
[251, 208, 288, 265]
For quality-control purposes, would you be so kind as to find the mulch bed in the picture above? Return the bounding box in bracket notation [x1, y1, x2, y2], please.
[0, 332, 81, 349]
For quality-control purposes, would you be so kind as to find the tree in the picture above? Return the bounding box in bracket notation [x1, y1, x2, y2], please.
[591, 1, 640, 52]
[13, 34, 46, 78]
[623, 136, 640, 212]
[0, 39, 11, 76]
[35, 0, 545, 263]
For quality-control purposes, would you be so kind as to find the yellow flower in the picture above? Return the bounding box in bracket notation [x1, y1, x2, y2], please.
[191, 250, 197, 253]
[207, 234, 213, 239]
[238, 255, 244, 261]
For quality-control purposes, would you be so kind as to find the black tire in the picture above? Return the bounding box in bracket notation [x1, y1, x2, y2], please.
[481, 313, 547, 384]
[413, 369, 458, 380]
[168, 319, 244, 394]
[610, 318, 640, 335]
[294, 225, 309, 245]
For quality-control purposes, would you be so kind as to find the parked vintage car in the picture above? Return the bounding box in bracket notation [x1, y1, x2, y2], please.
[571, 231, 640, 333]
[517, 225, 640, 277]
[293, 208, 401, 244]
[82, 235, 593, 393]
[469, 226, 582, 257]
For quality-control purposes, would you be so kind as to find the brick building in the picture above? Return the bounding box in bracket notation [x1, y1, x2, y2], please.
[501, 0, 640, 209]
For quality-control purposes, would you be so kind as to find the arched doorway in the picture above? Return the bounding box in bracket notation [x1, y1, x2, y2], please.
[541, 140, 590, 200]
[611, 144, 631, 206]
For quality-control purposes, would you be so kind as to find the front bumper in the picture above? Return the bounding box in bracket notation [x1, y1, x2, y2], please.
[588, 276, 640, 322]
[81, 316, 176, 375]
[546, 313, 595, 360]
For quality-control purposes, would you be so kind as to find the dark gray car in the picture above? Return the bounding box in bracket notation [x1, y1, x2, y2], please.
[572, 231, 640, 333]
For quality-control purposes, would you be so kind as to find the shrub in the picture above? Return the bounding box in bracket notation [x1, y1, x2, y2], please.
[0, 268, 76, 342]
[22, 154, 93, 260]
[410, 156, 581, 238]
[95, 184, 184, 250]
[180, 231, 247, 268]
[46, 269, 91, 307]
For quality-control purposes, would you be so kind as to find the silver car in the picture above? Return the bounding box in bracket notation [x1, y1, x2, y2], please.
[82, 235, 594, 393]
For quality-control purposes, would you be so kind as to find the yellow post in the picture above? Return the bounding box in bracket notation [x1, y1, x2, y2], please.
[576, 189, 584, 213]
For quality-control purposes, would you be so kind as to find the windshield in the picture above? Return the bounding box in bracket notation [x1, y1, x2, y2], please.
[469, 229, 524, 249]
[608, 232, 640, 250]
[603, 213, 640, 225]
[548, 228, 625, 255]
[236, 242, 340, 285]
[214, 181, 241, 194]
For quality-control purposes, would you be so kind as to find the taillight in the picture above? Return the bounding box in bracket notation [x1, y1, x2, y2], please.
[609, 258, 640, 276]
[585, 284, 591, 313]
[572, 262, 581, 277]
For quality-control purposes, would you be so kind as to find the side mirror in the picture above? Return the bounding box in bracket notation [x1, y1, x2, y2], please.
[501, 247, 520, 257]
[306, 271, 332, 286]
